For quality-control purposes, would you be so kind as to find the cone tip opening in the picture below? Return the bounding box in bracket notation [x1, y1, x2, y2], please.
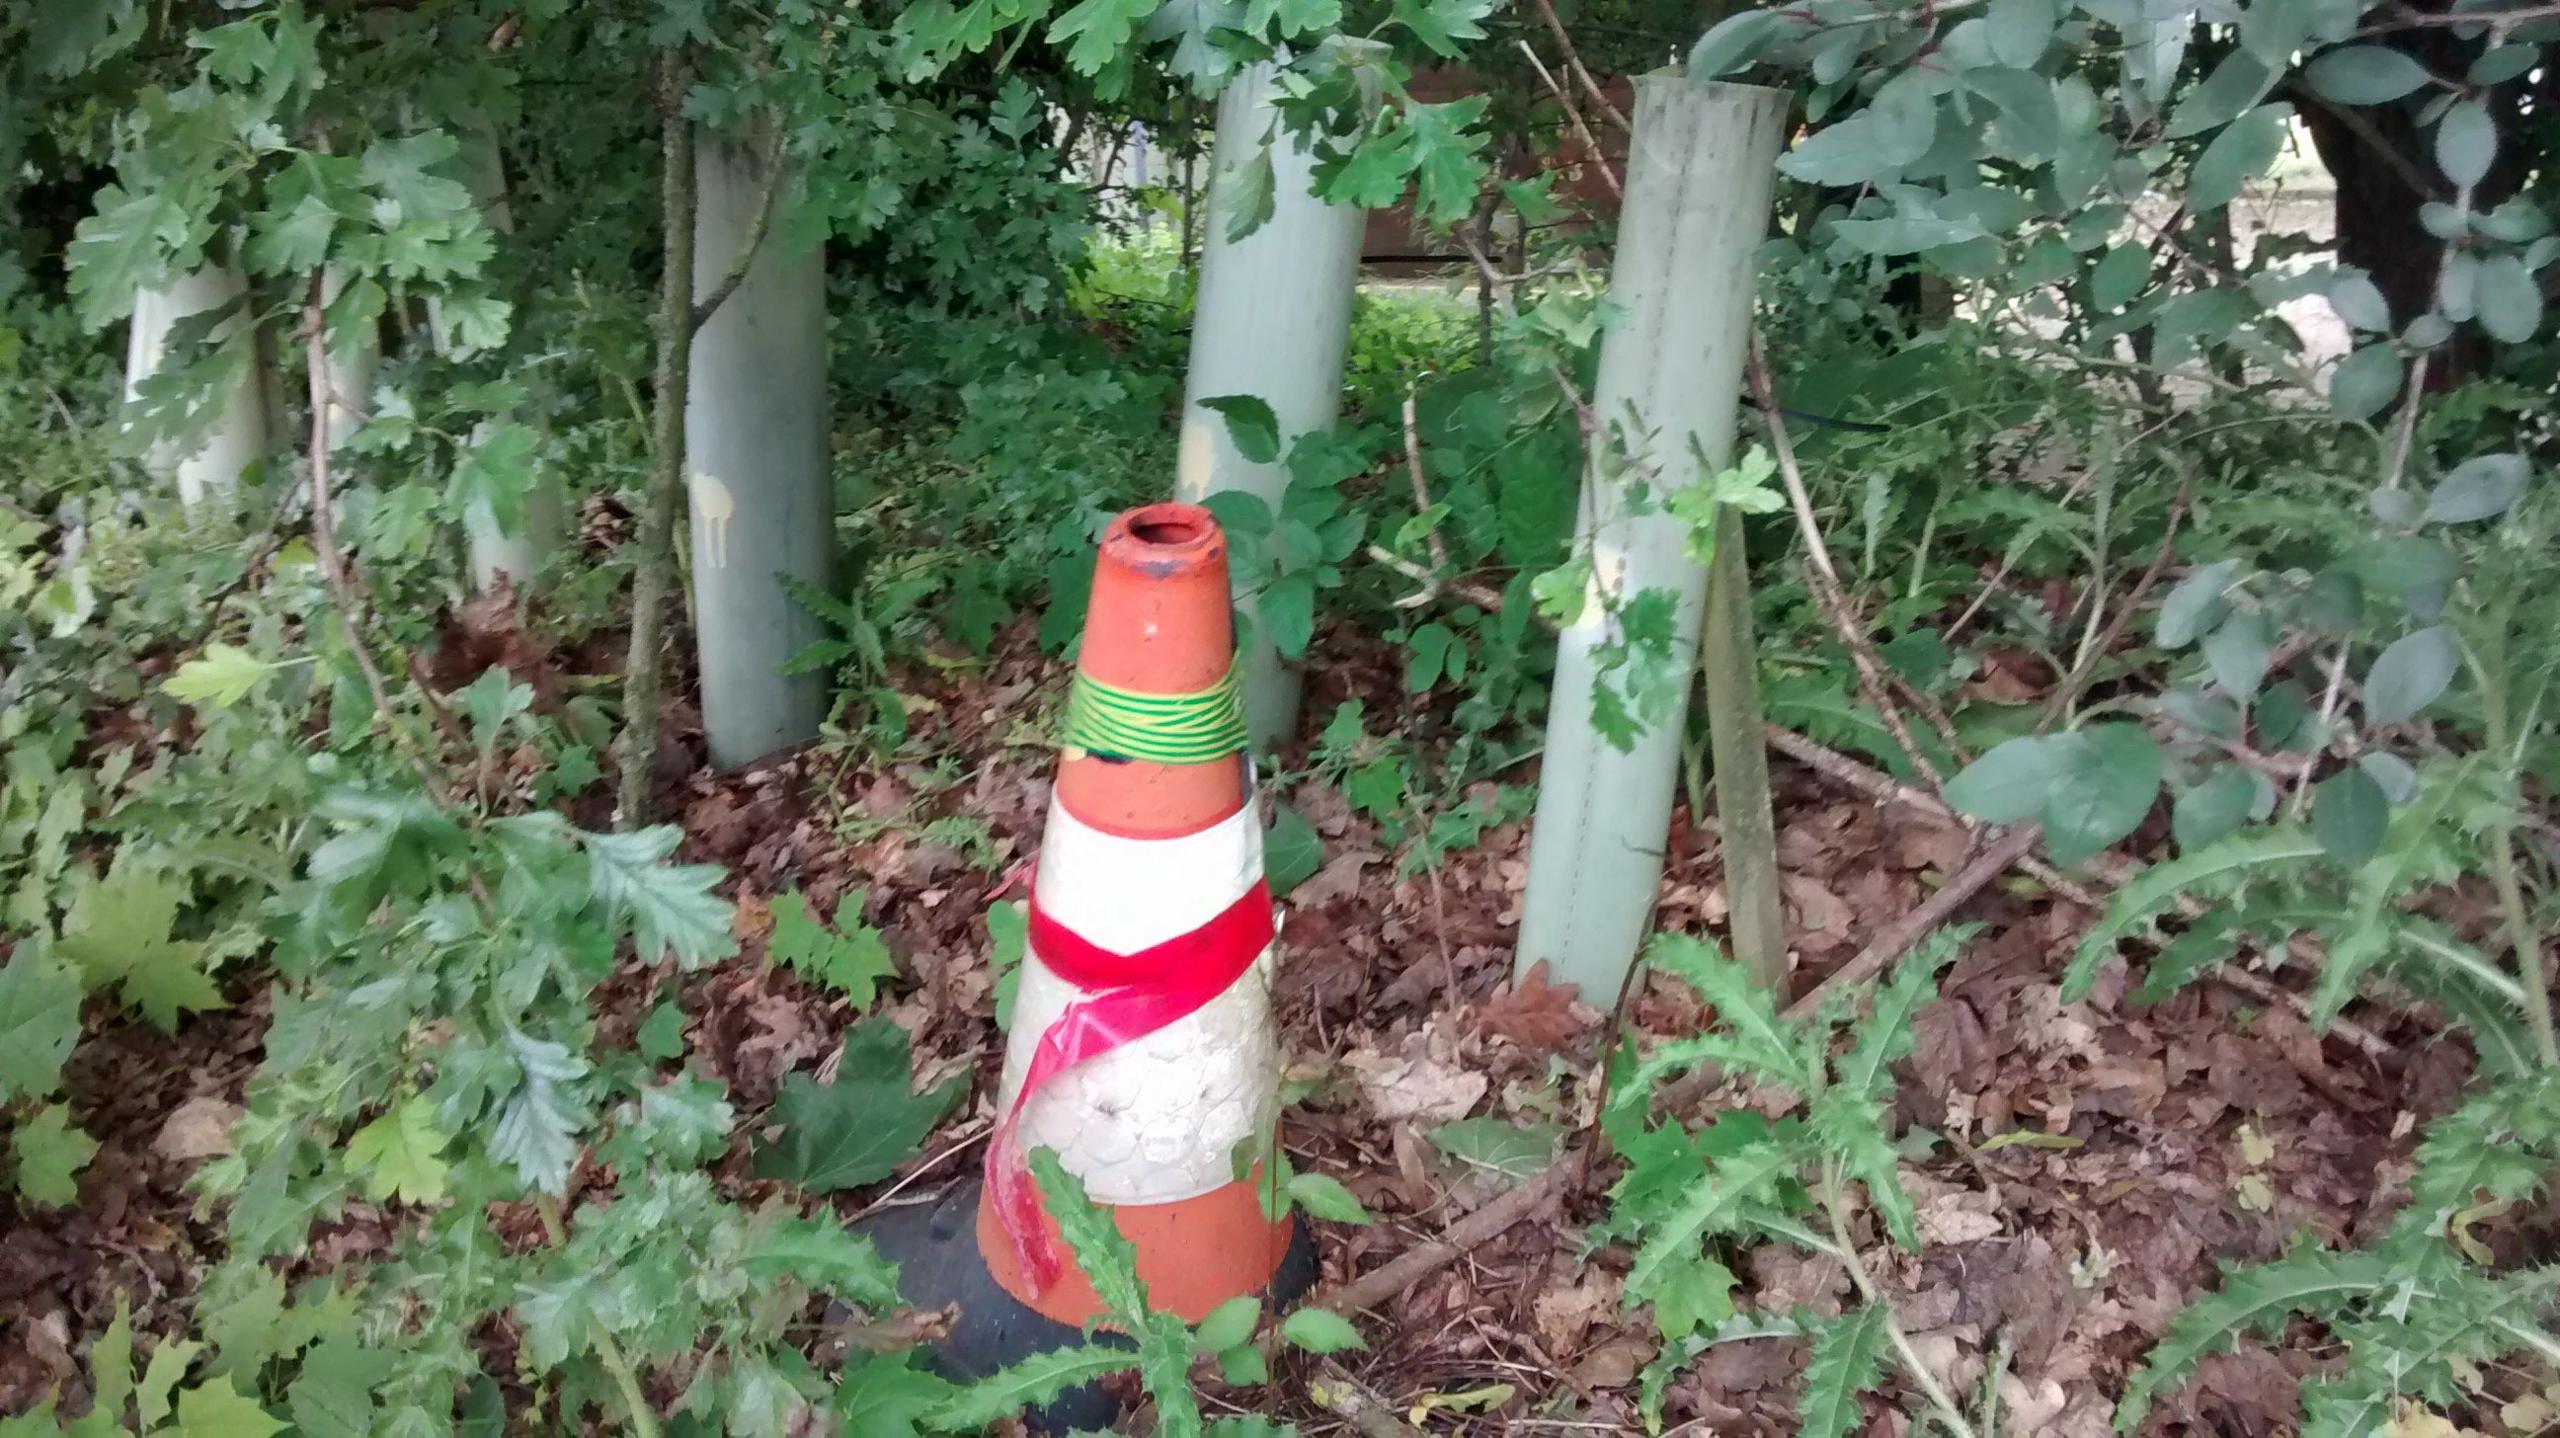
[1106, 503, 1221, 572]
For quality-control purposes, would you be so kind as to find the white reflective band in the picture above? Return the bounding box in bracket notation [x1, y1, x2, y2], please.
[998, 796, 1278, 1206]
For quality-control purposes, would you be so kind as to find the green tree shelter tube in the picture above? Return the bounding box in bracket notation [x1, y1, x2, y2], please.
[1171, 41, 1380, 752]
[443, 129, 565, 593]
[684, 128, 833, 768]
[1513, 78, 1788, 1001]
[123, 261, 270, 512]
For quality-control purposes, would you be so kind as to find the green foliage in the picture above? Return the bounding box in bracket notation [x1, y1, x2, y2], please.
[1607, 930, 1969, 1430]
[765, 889, 899, 1008]
[750, 1018, 965, 1192]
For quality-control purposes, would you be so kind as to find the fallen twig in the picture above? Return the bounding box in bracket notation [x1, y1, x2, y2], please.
[1307, 1152, 1582, 1319]
[1785, 825, 2044, 1018]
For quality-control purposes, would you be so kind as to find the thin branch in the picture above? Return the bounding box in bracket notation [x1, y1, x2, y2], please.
[687, 119, 788, 336]
[1527, 0, 1631, 133]
[616, 51, 701, 829]
[1513, 39, 1621, 201]
[1309, 1153, 1582, 1318]
[1745, 331, 1960, 785]
[2037, 464, 2192, 733]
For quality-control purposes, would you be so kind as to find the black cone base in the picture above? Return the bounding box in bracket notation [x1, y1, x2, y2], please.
[856, 1179, 1320, 1434]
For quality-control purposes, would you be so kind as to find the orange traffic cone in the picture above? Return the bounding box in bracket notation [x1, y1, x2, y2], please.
[977, 501, 1296, 1324]
[863, 504, 1308, 1423]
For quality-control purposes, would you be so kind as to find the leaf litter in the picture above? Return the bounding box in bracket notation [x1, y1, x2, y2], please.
[3, 615, 2502, 1434]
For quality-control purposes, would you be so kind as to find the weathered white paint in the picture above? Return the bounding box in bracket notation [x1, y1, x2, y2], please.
[1172, 40, 1381, 751]
[123, 263, 270, 510]
[1515, 79, 1789, 1001]
[999, 799, 1279, 1206]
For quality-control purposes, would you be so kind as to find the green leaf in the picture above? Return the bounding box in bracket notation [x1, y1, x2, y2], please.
[1280, 1307, 1368, 1354]
[285, 1340, 392, 1438]
[2063, 828, 2324, 1000]
[2423, 453, 2529, 524]
[173, 1378, 286, 1438]
[2166, 49, 2275, 137]
[767, 890, 898, 1009]
[2043, 726, 2162, 867]
[457, 665, 533, 759]
[1284, 1171, 1372, 1224]
[2115, 1248, 2389, 1430]
[1643, 934, 1812, 1088]
[583, 826, 737, 970]
[1797, 1305, 1890, 1438]
[1048, 0, 1162, 75]
[1945, 734, 2076, 824]
[1195, 1296, 1262, 1353]
[2306, 45, 2433, 104]
[2473, 255, 2543, 344]
[1425, 1117, 1564, 1177]
[1202, 393, 1281, 464]
[922, 1344, 1128, 1430]
[2156, 560, 2241, 648]
[2172, 766, 2260, 852]
[745, 1219, 901, 1310]
[2434, 98, 2495, 188]
[12, 1104, 97, 1206]
[1258, 574, 1316, 660]
[1222, 144, 1276, 245]
[2312, 767, 2389, 868]
[449, 422, 539, 539]
[0, 945, 83, 1101]
[1689, 9, 1782, 75]
[2202, 610, 2273, 700]
[751, 1018, 963, 1191]
[2088, 243, 2151, 311]
[1401, 97, 1492, 226]
[1624, 1140, 1796, 1302]
[2363, 626, 2457, 725]
[836, 1351, 956, 1438]
[2189, 104, 2291, 214]
[607, 1074, 734, 1170]
[2328, 342, 2403, 422]
[1986, 0, 2056, 66]
[166, 643, 282, 708]
[1391, 0, 1493, 56]
[1263, 805, 1322, 898]
[57, 859, 224, 1031]
[636, 1002, 687, 1063]
[344, 1098, 450, 1205]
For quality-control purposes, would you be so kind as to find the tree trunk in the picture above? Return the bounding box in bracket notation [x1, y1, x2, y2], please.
[1513, 79, 1788, 1002]
[1171, 40, 1382, 752]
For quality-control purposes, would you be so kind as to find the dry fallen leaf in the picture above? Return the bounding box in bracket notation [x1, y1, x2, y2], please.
[153, 1095, 243, 1163]
[1532, 1272, 1623, 1350]
[1473, 961, 1592, 1055]
[1342, 1049, 1488, 1124]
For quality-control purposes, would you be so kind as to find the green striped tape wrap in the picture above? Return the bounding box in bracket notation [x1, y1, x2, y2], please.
[1062, 663, 1247, 766]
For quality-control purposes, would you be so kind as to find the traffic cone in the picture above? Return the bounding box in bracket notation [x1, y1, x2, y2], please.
[862, 503, 1310, 1423]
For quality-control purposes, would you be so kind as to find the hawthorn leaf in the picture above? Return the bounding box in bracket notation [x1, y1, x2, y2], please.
[583, 826, 736, 970]
[166, 643, 282, 708]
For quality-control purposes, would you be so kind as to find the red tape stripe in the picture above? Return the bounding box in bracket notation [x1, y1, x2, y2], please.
[986, 877, 1275, 1294]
